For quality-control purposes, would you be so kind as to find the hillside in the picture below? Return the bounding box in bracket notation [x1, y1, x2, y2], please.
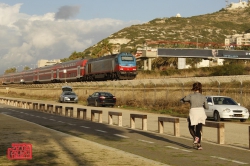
[81, 7, 250, 57]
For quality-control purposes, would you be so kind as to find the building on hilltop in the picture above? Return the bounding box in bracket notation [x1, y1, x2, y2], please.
[37, 59, 61, 68]
[226, 0, 249, 10]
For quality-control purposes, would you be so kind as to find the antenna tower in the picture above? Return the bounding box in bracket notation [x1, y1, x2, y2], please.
[225, 0, 229, 7]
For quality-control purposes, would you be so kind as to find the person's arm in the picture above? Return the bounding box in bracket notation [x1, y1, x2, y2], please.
[180, 94, 191, 103]
[203, 97, 209, 109]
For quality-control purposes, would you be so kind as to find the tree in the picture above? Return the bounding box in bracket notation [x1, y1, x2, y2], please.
[186, 58, 203, 68]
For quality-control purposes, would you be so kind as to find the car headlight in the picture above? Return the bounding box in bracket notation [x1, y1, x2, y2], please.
[223, 108, 231, 113]
[244, 108, 249, 113]
[64, 97, 69, 100]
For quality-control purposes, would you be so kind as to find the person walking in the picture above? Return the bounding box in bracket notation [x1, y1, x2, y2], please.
[180, 82, 208, 150]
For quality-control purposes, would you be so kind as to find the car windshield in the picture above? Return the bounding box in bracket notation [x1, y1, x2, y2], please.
[64, 92, 76, 95]
[213, 97, 238, 105]
[100, 92, 113, 97]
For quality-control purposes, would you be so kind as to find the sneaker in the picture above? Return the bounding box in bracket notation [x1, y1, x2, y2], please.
[197, 146, 203, 150]
[194, 137, 199, 144]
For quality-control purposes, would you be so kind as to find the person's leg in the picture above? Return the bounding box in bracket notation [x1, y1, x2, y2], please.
[195, 123, 203, 150]
[195, 123, 202, 143]
[188, 118, 195, 140]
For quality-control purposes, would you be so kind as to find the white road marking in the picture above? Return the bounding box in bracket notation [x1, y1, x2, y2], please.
[114, 134, 129, 138]
[42, 117, 47, 119]
[95, 129, 107, 133]
[68, 123, 75, 125]
[80, 126, 89, 128]
[211, 156, 248, 165]
[137, 139, 154, 144]
[58, 121, 65, 123]
[36, 116, 40, 118]
[166, 146, 192, 152]
[49, 119, 55, 121]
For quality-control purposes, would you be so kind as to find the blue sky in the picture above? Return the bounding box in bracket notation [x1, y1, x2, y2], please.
[0, 0, 235, 74]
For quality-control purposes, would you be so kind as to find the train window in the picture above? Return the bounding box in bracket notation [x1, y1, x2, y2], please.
[121, 56, 134, 61]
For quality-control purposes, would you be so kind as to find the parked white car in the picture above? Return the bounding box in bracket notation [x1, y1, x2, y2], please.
[205, 96, 249, 122]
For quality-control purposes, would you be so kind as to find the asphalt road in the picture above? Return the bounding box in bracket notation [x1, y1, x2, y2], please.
[0, 103, 249, 166]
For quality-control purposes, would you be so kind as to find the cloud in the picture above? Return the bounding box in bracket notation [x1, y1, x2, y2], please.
[55, 5, 80, 20]
[0, 3, 141, 74]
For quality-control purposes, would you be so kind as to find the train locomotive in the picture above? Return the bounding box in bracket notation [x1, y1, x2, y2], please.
[0, 52, 137, 84]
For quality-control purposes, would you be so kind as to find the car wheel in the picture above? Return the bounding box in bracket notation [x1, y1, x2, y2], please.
[240, 119, 246, 122]
[95, 100, 98, 107]
[213, 111, 220, 122]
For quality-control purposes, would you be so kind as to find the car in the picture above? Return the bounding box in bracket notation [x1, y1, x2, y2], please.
[59, 86, 78, 103]
[87, 92, 116, 107]
[205, 96, 249, 122]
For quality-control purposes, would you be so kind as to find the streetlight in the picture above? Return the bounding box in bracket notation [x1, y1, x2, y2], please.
[63, 69, 67, 83]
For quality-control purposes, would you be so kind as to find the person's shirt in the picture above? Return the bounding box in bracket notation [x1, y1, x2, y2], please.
[181, 92, 209, 109]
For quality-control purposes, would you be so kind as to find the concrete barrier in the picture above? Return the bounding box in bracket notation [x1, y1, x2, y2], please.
[158, 117, 180, 137]
[55, 105, 63, 115]
[77, 108, 87, 120]
[91, 110, 102, 123]
[130, 114, 147, 131]
[65, 107, 73, 117]
[204, 121, 225, 144]
[33, 103, 38, 110]
[27, 102, 32, 109]
[47, 104, 53, 114]
[39, 103, 45, 112]
[108, 111, 122, 126]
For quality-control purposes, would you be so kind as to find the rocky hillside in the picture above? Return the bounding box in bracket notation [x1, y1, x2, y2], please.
[82, 7, 250, 57]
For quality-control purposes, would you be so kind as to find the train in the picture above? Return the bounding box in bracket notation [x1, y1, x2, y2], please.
[0, 52, 137, 84]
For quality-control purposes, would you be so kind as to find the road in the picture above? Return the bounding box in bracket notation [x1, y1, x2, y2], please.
[0, 101, 249, 166]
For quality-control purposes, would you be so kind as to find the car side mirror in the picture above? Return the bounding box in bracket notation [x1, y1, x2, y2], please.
[208, 102, 213, 105]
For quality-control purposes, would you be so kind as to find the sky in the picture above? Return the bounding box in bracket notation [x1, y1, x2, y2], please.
[0, 0, 234, 74]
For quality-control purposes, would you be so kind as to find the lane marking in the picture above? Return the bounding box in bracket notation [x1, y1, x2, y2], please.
[58, 121, 65, 123]
[49, 119, 55, 121]
[95, 129, 107, 133]
[42, 117, 47, 119]
[137, 139, 154, 144]
[211, 156, 248, 165]
[36, 116, 40, 118]
[80, 126, 89, 128]
[166, 146, 192, 153]
[114, 134, 129, 138]
[68, 123, 75, 125]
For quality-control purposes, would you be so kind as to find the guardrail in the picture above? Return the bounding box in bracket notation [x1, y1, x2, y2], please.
[108, 111, 122, 126]
[130, 114, 147, 131]
[0, 97, 249, 149]
[158, 117, 180, 137]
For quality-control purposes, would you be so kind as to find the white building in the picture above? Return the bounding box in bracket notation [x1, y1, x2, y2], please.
[226, 0, 249, 10]
[37, 59, 61, 68]
[225, 33, 250, 48]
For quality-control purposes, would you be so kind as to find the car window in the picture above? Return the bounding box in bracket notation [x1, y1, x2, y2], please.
[213, 97, 237, 105]
[207, 97, 212, 103]
[65, 92, 76, 95]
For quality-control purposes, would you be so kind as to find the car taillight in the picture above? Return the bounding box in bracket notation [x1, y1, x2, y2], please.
[113, 96, 116, 100]
[99, 96, 105, 99]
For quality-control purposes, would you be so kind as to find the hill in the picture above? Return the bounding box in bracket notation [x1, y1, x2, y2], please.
[80, 7, 250, 58]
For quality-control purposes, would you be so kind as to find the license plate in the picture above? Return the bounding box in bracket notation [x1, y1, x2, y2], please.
[234, 114, 242, 117]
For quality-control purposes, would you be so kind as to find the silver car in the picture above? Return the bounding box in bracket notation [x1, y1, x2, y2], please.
[205, 96, 249, 122]
[59, 86, 78, 103]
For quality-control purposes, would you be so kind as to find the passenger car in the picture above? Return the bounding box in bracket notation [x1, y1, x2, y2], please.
[59, 86, 78, 103]
[205, 96, 249, 122]
[87, 92, 116, 107]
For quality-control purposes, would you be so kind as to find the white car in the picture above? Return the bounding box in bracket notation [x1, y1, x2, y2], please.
[205, 96, 249, 122]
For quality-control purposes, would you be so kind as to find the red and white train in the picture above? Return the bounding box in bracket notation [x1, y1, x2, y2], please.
[0, 52, 137, 84]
